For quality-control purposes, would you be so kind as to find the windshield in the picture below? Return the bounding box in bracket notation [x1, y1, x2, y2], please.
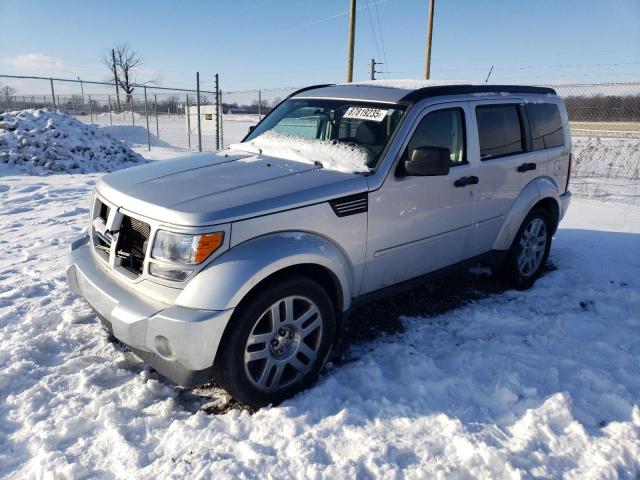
[241, 98, 405, 171]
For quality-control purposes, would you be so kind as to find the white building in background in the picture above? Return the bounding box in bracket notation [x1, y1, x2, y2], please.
[185, 105, 222, 146]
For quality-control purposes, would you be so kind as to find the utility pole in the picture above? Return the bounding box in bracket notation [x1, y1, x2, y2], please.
[369, 58, 383, 80]
[346, 0, 356, 82]
[111, 48, 121, 111]
[424, 0, 435, 79]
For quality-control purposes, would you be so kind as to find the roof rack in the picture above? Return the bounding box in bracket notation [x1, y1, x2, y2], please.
[399, 84, 556, 103]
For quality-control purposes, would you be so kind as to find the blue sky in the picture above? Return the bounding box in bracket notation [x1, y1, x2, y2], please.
[1, 0, 639, 91]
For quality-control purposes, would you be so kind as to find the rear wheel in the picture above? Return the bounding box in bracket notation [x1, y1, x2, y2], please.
[493, 208, 552, 290]
[212, 277, 335, 407]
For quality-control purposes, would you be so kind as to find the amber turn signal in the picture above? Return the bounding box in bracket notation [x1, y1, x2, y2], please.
[194, 232, 224, 263]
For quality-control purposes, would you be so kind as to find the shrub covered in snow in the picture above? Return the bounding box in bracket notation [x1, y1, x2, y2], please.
[0, 109, 144, 173]
[231, 131, 371, 173]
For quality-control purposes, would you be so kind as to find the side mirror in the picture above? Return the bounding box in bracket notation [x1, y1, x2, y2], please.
[248, 125, 256, 133]
[404, 146, 450, 176]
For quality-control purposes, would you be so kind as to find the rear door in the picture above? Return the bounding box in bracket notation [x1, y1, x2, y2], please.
[524, 101, 571, 193]
[465, 100, 538, 257]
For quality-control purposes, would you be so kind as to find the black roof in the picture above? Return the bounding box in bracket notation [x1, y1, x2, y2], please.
[399, 84, 556, 103]
[289, 83, 556, 104]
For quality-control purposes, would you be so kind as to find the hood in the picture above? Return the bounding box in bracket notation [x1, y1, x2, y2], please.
[96, 150, 369, 226]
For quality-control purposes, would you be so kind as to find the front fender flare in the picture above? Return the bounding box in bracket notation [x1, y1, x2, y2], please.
[175, 232, 354, 312]
[492, 177, 561, 251]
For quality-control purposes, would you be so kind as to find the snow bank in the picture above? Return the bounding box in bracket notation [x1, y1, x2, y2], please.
[230, 131, 371, 173]
[0, 109, 144, 173]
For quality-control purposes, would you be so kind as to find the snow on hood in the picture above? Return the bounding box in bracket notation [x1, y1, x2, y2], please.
[229, 131, 371, 173]
[0, 109, 144, 173]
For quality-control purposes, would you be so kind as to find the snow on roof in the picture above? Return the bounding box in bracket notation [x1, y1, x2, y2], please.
[229, 131, 370, 174]
[295, 79, 478, 103]
[295, 79, 552, 103]
[344, 79, 473, 90]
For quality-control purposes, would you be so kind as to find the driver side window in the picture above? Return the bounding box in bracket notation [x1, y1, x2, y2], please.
[405, 108, 466, 165]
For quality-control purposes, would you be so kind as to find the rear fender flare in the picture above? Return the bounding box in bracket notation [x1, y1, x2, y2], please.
[493, 177, 560, 251]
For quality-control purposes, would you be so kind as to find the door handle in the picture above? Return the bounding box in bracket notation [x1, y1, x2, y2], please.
[454, 175, 479, 187]
[517, 162, 537, 172]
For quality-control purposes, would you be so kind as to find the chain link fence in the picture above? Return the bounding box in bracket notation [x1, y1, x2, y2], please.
[0, 74, 226, 152]
[548, 83, 640, 203]
[1, 74, 638, 203]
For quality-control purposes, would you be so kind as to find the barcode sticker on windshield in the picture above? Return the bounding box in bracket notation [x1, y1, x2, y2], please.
[343, 107, 388, 122]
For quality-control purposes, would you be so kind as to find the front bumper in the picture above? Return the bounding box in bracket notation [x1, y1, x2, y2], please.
[66, 235, 234, 386]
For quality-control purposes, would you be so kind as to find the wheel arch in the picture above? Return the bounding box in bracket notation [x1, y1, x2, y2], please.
[175, 232, 354, 313]
[493, 177, 561, 251]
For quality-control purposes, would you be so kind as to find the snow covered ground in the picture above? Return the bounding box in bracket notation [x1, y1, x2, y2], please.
[1, 114, 639, 478]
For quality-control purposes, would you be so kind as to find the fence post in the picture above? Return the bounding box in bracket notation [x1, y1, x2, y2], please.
[131, 96, 135, 126]
[219, 89, 224, 149]
[88, 94, 93, 123]
[23, 96, 27, 110]
[108, 95, 113, 125]
[144, 86, 151, 151]
[258, 89, 262, 119]
[196, 72, 202, 152]
[186, 94, 191, 150]
[154, 93, 159, 139]
[215, 73, 220, 150]
[72, 95, 76, 117]
[50, 79, 56, 110]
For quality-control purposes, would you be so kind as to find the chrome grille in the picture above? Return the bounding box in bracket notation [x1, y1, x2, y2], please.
[115, 216, 150, 276]
[90, 196, 151, 278]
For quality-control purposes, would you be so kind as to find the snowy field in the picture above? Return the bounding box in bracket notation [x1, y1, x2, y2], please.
[77, 112, 259, 151]
[1, 114, 640, 478]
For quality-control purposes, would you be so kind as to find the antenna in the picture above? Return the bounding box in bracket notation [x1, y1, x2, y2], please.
[485, 65, 494, 83]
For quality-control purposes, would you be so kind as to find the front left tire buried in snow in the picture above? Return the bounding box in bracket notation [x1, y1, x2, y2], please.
[212, 276, 336, 408]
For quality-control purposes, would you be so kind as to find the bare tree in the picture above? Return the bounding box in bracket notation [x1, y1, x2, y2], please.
[1, 84, 17, 111]
[103, 44, 152, 108]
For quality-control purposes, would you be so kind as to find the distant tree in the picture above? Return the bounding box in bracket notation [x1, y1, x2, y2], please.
[1, 84, 17, 110]
[103, 44, 153, 107]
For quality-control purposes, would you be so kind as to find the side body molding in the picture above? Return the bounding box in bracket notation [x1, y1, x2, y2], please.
[492, 177, 561, 251]
[175, 232, 354, 312]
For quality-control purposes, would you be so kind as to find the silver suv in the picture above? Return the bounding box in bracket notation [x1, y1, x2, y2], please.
[67, 81, 572, 407]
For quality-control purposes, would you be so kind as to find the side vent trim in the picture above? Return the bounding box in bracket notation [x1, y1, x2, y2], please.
[329, 193, 368, 217]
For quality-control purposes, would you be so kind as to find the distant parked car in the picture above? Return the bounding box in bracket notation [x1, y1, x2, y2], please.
[67, 81, 572, 407]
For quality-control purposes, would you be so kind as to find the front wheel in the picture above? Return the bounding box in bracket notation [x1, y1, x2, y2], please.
[493, 208, 553, 290]
[212, 277, 335, 408]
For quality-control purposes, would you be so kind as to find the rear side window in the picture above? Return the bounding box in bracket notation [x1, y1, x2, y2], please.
[526, 103, 564, 150]
[476, 105, 524, 160]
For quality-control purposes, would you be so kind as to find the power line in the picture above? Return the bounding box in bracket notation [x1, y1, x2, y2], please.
[373, 1, 389, 79]
[261, 0, 388, 40]
[365, 0, 383, 71]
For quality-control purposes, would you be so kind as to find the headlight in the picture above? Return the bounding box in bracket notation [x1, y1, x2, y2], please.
[151, 230, 224, 265]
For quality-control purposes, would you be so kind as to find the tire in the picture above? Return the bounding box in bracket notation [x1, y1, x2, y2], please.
[211, 276, 336, 408]
[493, 208, 553, 290]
